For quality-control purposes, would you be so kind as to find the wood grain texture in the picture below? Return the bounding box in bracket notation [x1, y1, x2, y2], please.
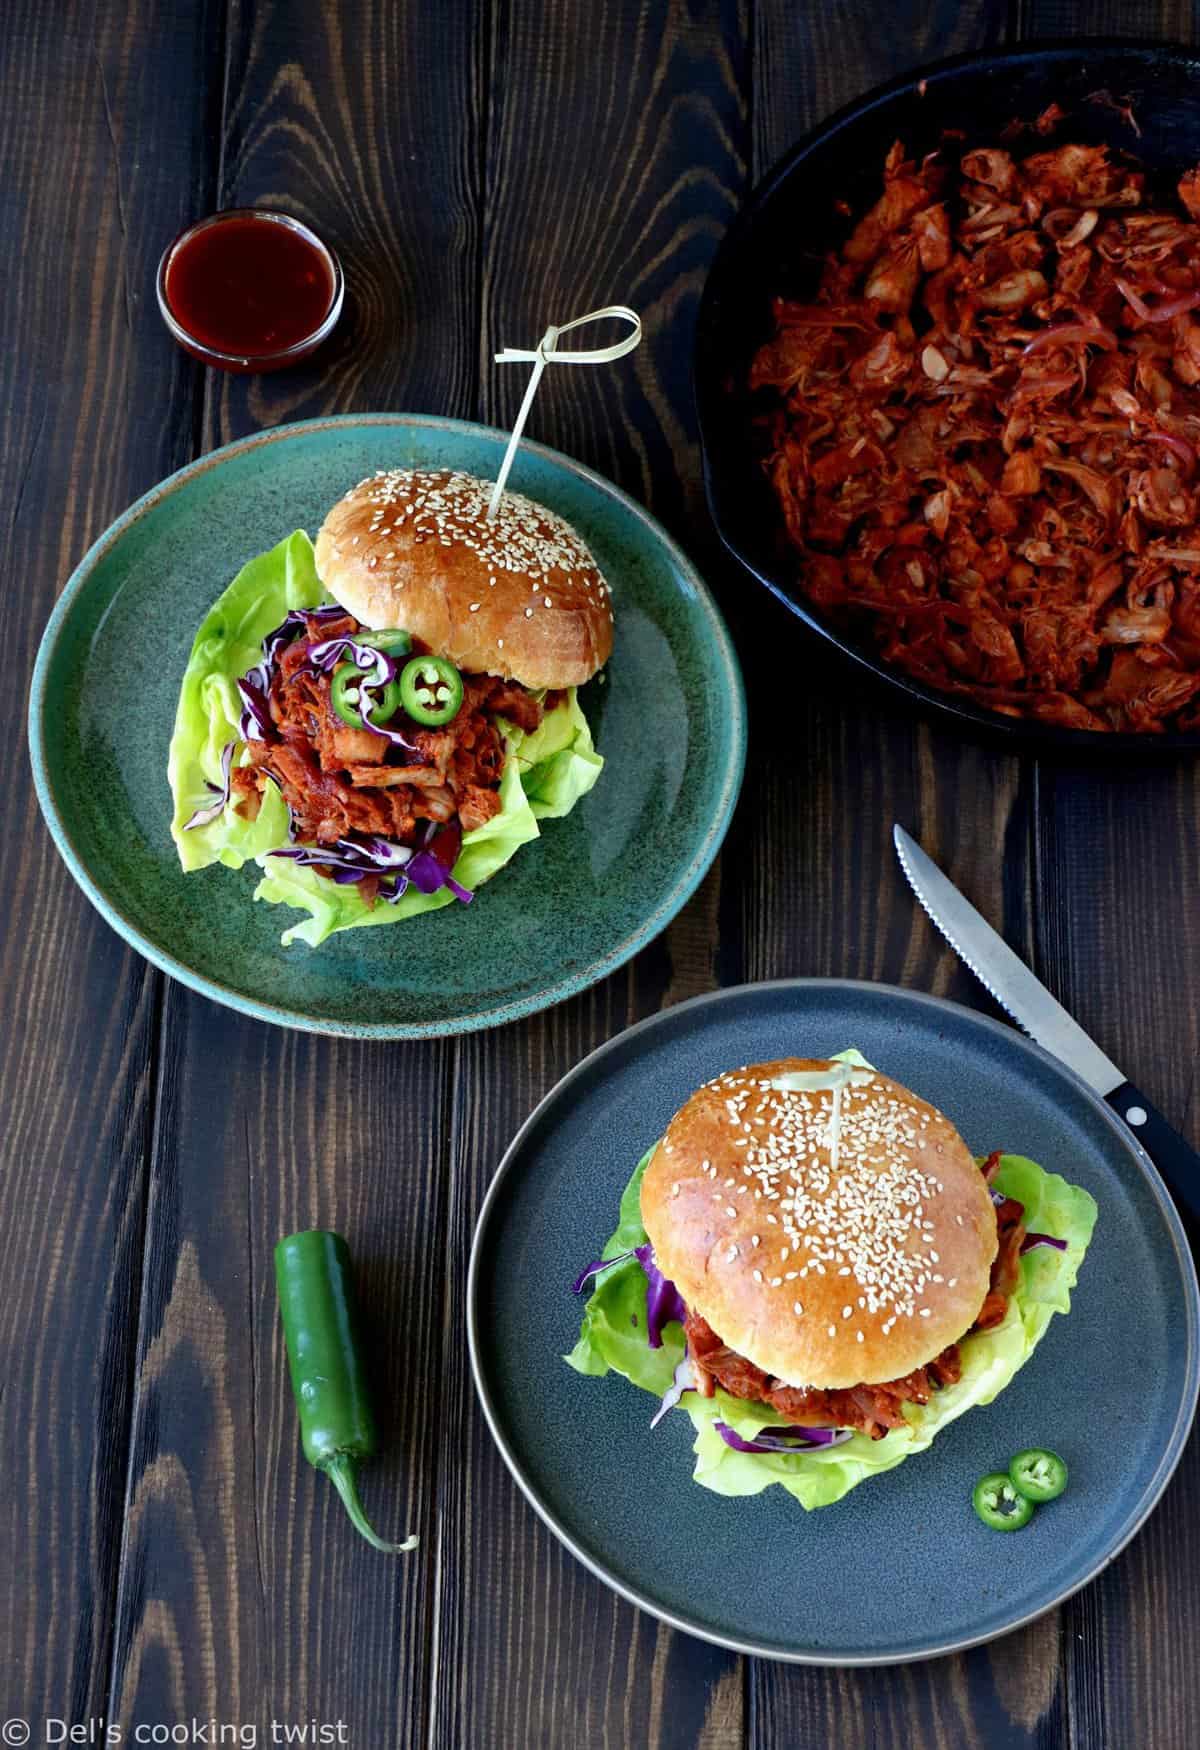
[104, 2, 480, 1745]
[0, 0, 218, 1728]
[109, 1004, 452, 1744]
[744, 5, 1059, 1749]
[1012, 0, 1199, 37]
[8, 2, 1200, 1746]
[1007, 8, 1200, 1747]
[429, 9, 755, 1743]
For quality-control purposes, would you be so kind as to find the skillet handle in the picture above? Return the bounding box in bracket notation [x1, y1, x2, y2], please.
[1106, 1082, 1200, 1241]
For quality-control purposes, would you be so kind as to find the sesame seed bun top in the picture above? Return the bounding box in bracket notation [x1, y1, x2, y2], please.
[639, 1059, 999, 1390]
[313, 468, 613, 690]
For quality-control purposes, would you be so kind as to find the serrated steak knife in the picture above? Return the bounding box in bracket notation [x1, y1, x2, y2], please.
[894, 824, 1200, 1233]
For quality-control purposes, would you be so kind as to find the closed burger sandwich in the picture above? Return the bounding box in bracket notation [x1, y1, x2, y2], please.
[569, 1053, 1096, 1508]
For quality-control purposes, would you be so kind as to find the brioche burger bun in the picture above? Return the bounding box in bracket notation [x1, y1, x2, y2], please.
[639, 1058, 999, 1390]
[314, 467, 613, 690]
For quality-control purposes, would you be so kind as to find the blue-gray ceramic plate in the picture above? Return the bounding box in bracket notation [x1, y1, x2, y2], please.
[468, 980, 1200, 1663]
[28, 415, 744, 1037]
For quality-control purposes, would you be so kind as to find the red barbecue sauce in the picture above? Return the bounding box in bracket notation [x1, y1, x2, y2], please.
[161, 212, 338, 368]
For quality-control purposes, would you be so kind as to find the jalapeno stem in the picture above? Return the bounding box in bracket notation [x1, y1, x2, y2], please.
[324, 1452, 419, 1554]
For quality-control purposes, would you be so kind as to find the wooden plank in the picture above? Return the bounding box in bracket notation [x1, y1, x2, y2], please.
[1003, 7, 1200, 1747]
[1031, 758, 1200, 1750]
[104, 2, 481, 1745]
[0, 0, 218, 1726]
[1011, 0, 1196, 36]
[428, 4, 754, 1746]
[744, 4, 1068, 1747]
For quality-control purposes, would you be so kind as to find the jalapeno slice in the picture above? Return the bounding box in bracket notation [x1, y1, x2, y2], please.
[400, 655, 464, 726]
[330, 664, 403, 730]
[973, 1471, 1035, 1531]
[1009, 1448, 1068, 1502]
[369, 629, 412, 658]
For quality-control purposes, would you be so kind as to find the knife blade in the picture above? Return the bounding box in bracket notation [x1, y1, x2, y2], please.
[892, 824, 1123, 1095]
[893, 823, 1200, 1237]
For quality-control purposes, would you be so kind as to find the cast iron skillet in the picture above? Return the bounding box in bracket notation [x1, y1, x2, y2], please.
[695, 40, 1200, 754]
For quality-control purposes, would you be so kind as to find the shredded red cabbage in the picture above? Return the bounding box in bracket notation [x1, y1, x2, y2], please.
[182, 738, 237, 830]
[307, 635, 400, 686]
[571, 1249, 636, 1295]
[268, 823, 473, 906]
[714, 1421, 853, 1454]
[405, 822, 473, 904]
[237, 607, 341, 742]
[634, 1243, 688, 1348]
[301, 635, 419, 750]
[651, 1349, 694, 1428]
[570, 1241, 688, 1347]
[237, 669, 274, 741]
[270, 836, 413, 901]
[1020, 1231, 1068, 1254]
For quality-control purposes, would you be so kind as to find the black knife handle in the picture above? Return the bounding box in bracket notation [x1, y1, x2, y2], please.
[1106, 1082, 1200, 1238]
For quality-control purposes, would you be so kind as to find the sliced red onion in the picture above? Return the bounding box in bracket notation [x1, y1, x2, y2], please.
[1022, 321, 1117, 356]
[651, 1349, 695, 1428]
[1116, 277, 1200, 323]
[1020, 1231, 1068, 1254]
[183, 739, 236, 830]
[714, 1421, 853, 1454]
[1143, 429, 1197, 479]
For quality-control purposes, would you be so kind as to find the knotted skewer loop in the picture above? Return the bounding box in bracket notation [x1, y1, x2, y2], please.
[486, 305, 642, 521]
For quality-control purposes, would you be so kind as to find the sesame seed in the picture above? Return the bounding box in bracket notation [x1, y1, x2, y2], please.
[827, 1325, 836, 1338]
[793, 1301, 803, 1315]
[856, 1330, 865, 1343]
[753, 1269, 763, 1283]
[726, 1206, 737, 1219]
[469, 602, 480, 612]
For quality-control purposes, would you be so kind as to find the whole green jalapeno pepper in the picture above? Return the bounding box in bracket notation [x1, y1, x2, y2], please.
[274, 1229, 417, 1554]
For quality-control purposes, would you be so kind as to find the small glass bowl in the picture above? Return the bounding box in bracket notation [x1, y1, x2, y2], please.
[156, 208, 345, 374]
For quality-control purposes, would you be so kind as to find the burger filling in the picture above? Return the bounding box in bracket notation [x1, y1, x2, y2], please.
[230, 608, 557, 901]
[685, 1154, 1026, 1440]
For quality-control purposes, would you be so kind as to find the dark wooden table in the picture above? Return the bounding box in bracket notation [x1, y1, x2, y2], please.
[6, 1, 1200, 1745]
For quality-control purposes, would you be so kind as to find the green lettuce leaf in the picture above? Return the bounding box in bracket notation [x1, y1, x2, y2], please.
[566, 1053, 1098, 1510]
[167, 530, 603, 947]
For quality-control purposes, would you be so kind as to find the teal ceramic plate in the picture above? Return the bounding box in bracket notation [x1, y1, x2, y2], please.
[469, 981, 1200, 1663]
[29, 416, 744, 1037]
